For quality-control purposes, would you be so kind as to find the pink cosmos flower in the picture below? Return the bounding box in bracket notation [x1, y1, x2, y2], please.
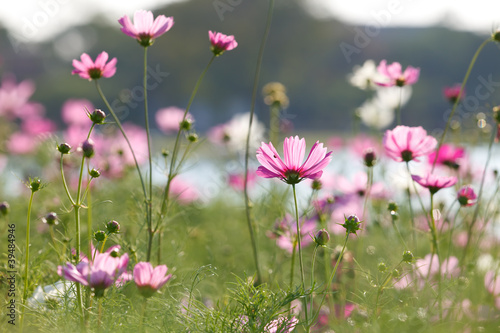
[58, 251, 129, 296]
[118, 10, 174, 47]
[61, 99, 95, 126]
[376, 60, 420, 87]
[133, 262, 172, 298]
[169, 177, 199, 204]
[383, 126, 437, 163]
[457, 185, 477, 207]
[155, 107, 193, 134]
[443, 84, 464, 104]
[428, 143, 465, 170]
[411, 173, 457, 194]
[0, 75, 42, 120]
[228, 172, 256, 192]
[72, 51, 117, 80]
[256, 136, 332, 185]
[209, 31, 238, 56]
[267, 214, 317, 253]
[485, 271, 500, 295]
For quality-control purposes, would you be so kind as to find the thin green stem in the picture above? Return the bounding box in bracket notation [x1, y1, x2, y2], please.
[60, 156, 75, 205]
[373, 260, 403, 320]
[143, 46, 154, 264]
[396, 86, 403, 125]
[391, 213, 408, 249]
[139, 298, 148, 333]
[429, 194, 442, 320]
[20, 191, 35, 330]
[406, 187, 416, 248]
[154, 56, 216, 261]
[269, 104, 280, 147]
[292, 184, 308, 327]
[309, 244, 320, 329]
[432, 38, 491, 172]
[362, 167, 373, 219]
[243, 0, 275, 285]
[94, 81, 148, 202]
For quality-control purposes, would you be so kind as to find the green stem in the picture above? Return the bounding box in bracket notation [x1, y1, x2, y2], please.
[432, 38, 491, 172]
[20, 191, 35, 330]
[406, 187, 416, 248]
[154, 55, 216, 261]
[60, 156, 75, 205]
[143, 46, 154, 264]
[309, 245, 320, 328]
[243, 0, 275, 285]
[139, 298, 148, 332]
[396, 86, 403, 125]
[373, 261, 403, 320]
[429, 194, 442, 320]
[292, 184, 308, 326]
[270, 104, 280, 147]
[312, 233, 349, 325]
[362, 167, 373, 219]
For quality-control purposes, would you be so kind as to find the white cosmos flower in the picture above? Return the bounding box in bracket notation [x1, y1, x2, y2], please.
[347, 60, 385, 90]
[357, 98, 395, 130]
[28, 280, 75, 309]
[375, 86, 412, 109]
[224, 112, 265, 153]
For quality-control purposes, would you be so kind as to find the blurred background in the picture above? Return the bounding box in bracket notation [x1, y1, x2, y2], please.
[1, 0, 500, 134]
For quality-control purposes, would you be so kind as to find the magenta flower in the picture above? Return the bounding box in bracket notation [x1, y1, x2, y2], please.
[72, 52, 117, 80]
[427, 143, 465, 170]
[256, 136, 332, 185]
[58, 251, 129, 296]
[383, 126, 437, 162]
[457, 185, 477, 207]
[209, 31, 238, 56]
[376, 60, 420, 87]
[118, 10, 174, 47]
[133, 262, 172, 297]
[411, 173, 457, 194]
[443, 84, 464, 104]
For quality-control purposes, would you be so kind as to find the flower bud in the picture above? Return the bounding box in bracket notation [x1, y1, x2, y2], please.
[363, 148, 377, 167]
[387, 201, 398, 212]
[30, 178, 42, 192]
[94, 230, 106, 242]
[311, 179, 322, 191]
[378, 262, 387, 272]
[493, 30, 500, 43]
[89, 168, 101, 178]
[180, 119, 192, 131]
[161, 149, 169, 157]
[106, 220, 120, 234]
[89, 109, 106, 124]
[58, 143, 71, 154]
[313, 229, 330, 246]
[109, 248, 120, 258]
[43, 212, 58, 226]
[81, 139, 95, 158]
[0, 202, 9, 216]
[402, 250, 414, 263]
[188, 133, 198, 142]
[392, 268, 400, 278]
[341, 214, 362, 235]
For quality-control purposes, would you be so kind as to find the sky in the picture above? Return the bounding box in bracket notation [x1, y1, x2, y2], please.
[1, 0, 499, 43]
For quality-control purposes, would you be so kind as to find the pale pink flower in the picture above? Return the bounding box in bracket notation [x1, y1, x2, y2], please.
[21, 117, 56, 135]
[443, 84, 464, 103]
[72, 51, 117, 80]
[7, 132, 38, 155]
[484, 271, 500, 295]
[428, 143, 465, 170]
[209, 31, 238, 56]
[58, 251, 129, 295]
[383, 126, 437, 162]
[376, 60, 420, 87]
[228, 172, 256, 192]
[61, 99, 95, 126]
[269, 214, 317, 253]
[264, 316, 298, 333]
[170, 177, 199, 204]
[256, 136, 332, 185]
[348, 134, 380, 158]
[457, 185, 477, 207]
[441, 256, 460, 279]
[133, 262, 172, 297]
[411, 173, 457, 194]
[155, 107, 193, 134]
[118, 10, 174, 46]
[0, 75, 39, 119]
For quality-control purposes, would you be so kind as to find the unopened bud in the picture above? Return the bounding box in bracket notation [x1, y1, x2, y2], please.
[363, 148, 377, 167]
[314, 229, 330, 246]
[58, 143, 71, 154]
[0, 202, 10, 216]
[106, 220, 120, 234]
[89, 168, 101, 178]
[402, 250, 414, 263]
[30, 178, 42, 192]
[341, 214, 362, 235]
[81, 139, 95, 158]
[387, 201, 398, 212]
[94, 230, 106, 242]
[188, 133, 198, 142]
[89, 109, 106, 124]
[311, 179, 322, 191]
[392, 268, 400, 278]
[180, 119, 192, 131]
[378, 262, 387, 273]
[43, 212, 58, 226]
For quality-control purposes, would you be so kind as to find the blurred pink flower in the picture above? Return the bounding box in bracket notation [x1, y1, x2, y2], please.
[21, 117, 56, 135]
[376, 60, 420, 87]
[118, 10, 174, 47]
[209, 31, 238, 56]
[228, 172, 256, 192]
[170, 177, 199, 204]
[61, 99, 95, 126]
[457, 185, 477, 207]
[348, 134, 380, 158]
[336, 172, 386, 199]
[0, 75, 44, 120]
[268, 214, 317, 253]
[58, 251, 129, 294]
[256, 136, 332, 185]
[133, 262, 172, 297]
[485, 271, 500, 295]
[411, 173, 457, 194]
[7, 132, 38, 155]
[326, 136, 344, 151]
[264, 316, 298, 333]
[443, 84, 464, 103]
[383, 126, 437, 162]
[72, 51, 117, 80]
[428, 143, 465, 170]
[155, 107, 193, 134]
